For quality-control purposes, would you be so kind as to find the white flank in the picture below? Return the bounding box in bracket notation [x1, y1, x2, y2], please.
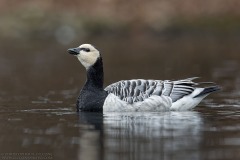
[103, 93, 172, 112]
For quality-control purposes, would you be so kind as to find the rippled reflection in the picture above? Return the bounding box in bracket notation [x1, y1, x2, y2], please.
[0, 106, 239, 160]
[78, 112, 202, 160]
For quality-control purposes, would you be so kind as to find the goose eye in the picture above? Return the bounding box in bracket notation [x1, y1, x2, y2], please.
[81, 48, 90, 52]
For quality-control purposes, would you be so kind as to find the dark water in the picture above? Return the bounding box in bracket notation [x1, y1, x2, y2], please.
[0, 36, 240, 160]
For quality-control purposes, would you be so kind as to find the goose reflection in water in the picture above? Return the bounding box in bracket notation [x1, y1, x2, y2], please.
[78, 111, 202, 160]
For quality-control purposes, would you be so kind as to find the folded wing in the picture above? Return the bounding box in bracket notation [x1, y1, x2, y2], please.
[104, 77, 199, 104]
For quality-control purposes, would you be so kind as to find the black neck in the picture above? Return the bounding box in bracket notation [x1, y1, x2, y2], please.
[85, 57, 104, 90]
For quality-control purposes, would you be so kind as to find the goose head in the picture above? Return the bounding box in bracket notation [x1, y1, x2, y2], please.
[68, 44, 100, 69]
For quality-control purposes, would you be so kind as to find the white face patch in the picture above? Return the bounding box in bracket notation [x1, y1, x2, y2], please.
[76, 44, 100, 69]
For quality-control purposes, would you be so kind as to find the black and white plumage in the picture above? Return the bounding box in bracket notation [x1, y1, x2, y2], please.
[68, 44, 220, 112]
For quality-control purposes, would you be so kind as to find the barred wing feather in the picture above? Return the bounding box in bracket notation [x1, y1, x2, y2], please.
[104, 78, 198, 104]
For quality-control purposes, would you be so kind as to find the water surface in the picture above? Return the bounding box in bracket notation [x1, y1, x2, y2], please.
[0, 36, 240, 160]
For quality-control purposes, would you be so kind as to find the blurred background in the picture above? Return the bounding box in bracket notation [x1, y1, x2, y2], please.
[0, 0, 240, 102]
[0, 1, 240, 160]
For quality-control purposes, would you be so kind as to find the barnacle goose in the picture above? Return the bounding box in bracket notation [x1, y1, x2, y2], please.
[68, 44, 220, 112]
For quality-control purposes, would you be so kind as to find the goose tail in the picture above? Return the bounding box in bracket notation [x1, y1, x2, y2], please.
[194, 86, 221, 98]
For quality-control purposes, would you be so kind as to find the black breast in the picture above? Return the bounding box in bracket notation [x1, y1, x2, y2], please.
[77, 88, 108, 112]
